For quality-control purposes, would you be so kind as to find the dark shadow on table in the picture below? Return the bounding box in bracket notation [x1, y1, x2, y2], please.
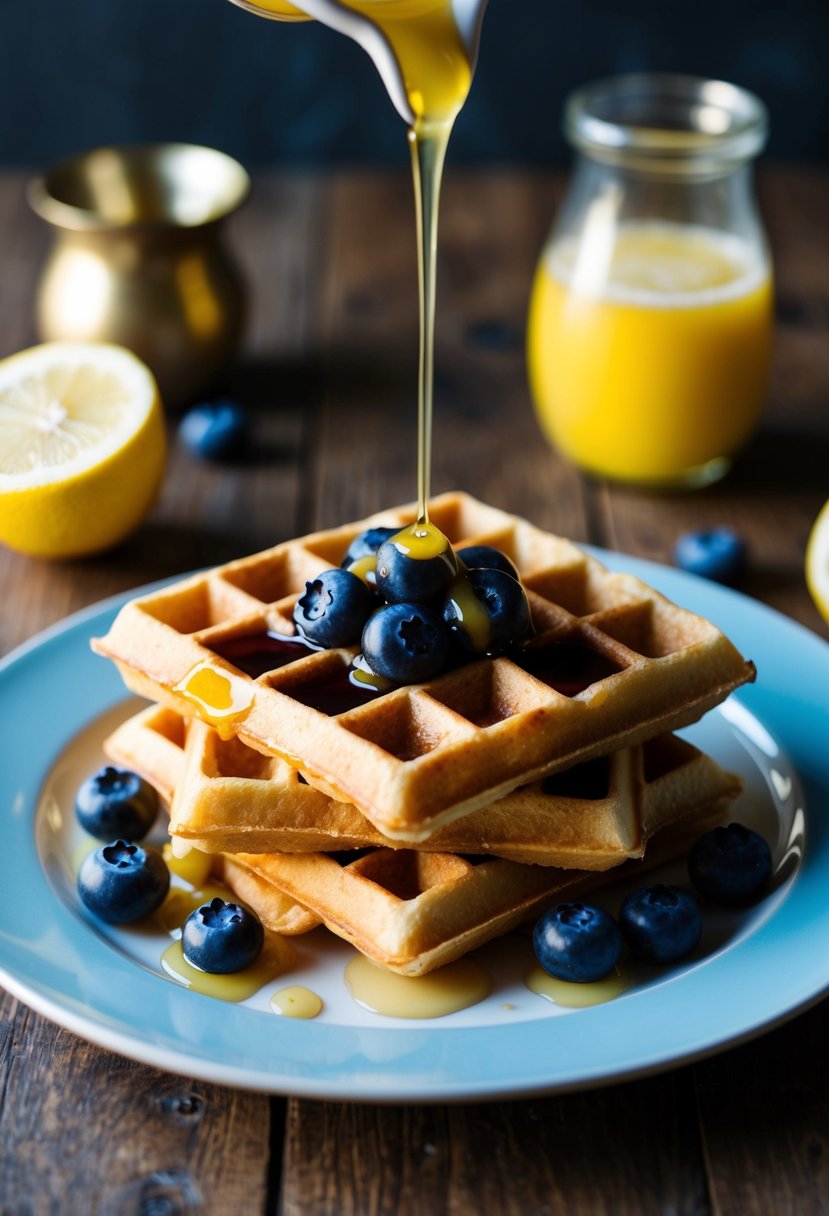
[720, 422, 829, 496]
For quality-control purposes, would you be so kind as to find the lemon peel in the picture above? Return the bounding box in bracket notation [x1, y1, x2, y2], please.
[0, 342, 165, 558]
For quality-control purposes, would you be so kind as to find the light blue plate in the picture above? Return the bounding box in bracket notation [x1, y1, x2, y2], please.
[1, 553, 828, 1102]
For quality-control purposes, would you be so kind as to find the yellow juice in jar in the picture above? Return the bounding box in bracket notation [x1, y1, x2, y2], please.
[527, 220, 773, 486]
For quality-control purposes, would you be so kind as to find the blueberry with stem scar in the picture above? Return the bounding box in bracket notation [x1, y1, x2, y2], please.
[361, 601, 450, 683]
[293, 568, 375, 648]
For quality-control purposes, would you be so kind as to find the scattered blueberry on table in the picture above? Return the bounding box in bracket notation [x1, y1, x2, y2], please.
[179, 400, 250, 461]
[618, 884, 703, 963]
[75, 764, 159, 841]
[673, 528, 745, 584]
[77, 839, 170, 924]
[533, 901, 623, 983]
[182, 897, 265, 974]
[688, 822, 773, 906]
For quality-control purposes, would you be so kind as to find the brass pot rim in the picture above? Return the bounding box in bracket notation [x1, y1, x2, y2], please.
[27, 142, 251, 233]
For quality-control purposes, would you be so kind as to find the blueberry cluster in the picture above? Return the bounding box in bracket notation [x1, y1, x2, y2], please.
[75, 764, 265, 974]
[533, 822, 772, 983]
[292, 525, 533, 685]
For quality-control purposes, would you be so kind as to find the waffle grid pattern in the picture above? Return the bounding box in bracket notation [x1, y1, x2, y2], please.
[94, 494, 754, 840]
[105, 706, 742, 870]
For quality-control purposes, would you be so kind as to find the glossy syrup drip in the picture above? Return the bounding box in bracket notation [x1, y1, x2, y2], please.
[175, 661, 255, 740]
[525, 962, 632, 1008]
[204, 630, 388, 715]
[161, 935, 296, 1002]
[163, 843, 214, 888]
[288, 664, 384, 715]
[514, 641, 624, 697]
[346, 553, 378, 588]
[271, 985, 324, 1019]
[345, 954, 491, 1018]
[445, 571, 491, 652]
[387, 519, 457, 563]
[209, 631, 314, 678]
[154, 883, 230, 935]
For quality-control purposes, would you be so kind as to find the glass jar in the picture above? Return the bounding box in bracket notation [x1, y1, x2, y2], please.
[527, 73, 773, 488]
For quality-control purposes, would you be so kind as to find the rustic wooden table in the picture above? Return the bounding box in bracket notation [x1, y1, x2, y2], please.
[1, 165, 828, 1214]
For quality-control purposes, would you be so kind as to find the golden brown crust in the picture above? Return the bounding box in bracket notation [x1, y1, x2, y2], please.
[94, 493, 754, 841]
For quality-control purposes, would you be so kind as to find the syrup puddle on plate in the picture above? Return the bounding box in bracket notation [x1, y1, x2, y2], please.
[161, 935, 296, 1002]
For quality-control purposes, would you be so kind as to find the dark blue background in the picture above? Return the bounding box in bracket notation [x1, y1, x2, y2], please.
[3, 1, 827, 168]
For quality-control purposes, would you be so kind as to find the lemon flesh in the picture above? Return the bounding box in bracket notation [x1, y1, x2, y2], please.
[0, 342, 165, 558]
[806, 498, 829, 628]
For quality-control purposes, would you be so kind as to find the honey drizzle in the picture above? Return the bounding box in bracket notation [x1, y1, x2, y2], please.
[410, 124, 450, 523]
[525, 962, 633, 1008]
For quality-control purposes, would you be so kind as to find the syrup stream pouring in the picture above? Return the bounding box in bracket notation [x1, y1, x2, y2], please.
[228, 0, 489, 124]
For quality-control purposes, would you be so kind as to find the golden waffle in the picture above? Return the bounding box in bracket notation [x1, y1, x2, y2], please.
[221, 804, 725, 976]
[105, 705, 741, 870]
[93, 493, 754, 841]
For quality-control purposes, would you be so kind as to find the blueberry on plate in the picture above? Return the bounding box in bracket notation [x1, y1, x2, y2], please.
[78, 840, 169, 924]
[619, 884, 702, 963]
[688, 822, 772, 906]
[293, 568, 376, 649]
[532, 901, 623, 983]
[456, 544, 519, 580]
[444, 567, 531, 655]
[182, 897, 265, 974]
[75, 765, 159, 841]
[361, 601, 450, 683]
[375, 529, 458, 605]
[340, 526, 399, 569]
[179, 400, 249, 461]
[673, 528, 745, 584]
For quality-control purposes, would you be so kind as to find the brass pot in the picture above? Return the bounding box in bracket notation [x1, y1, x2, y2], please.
[28, 143, 250, 408]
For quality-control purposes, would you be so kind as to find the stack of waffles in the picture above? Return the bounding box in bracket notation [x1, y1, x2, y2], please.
[93, 494, 753, 976]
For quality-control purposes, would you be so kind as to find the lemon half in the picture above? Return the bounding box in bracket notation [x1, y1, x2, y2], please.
[0, 342, 166, 558]
[806, 498, 829, 628]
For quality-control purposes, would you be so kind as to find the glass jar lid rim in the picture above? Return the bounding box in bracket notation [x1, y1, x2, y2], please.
[565, 73, 768, 162]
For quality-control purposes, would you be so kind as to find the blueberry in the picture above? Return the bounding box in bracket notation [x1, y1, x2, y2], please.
[619, 884, 703, 963]
[532, 901, 623, 983]
[78, 840, 169, 924]
[341, 526, 399, 568]
[361, 602, 450, 683]
[181, 897, 264, 974]
[444, 568, 532, 655]
[179, 400, 249, 461]
[75, 765, 159, 841]
[688, 822, 772, 906]
[293, 568, 375, 648]
[673, 528, 745, 584]
[375, 528, 458, 605]
[456, 544, 519, 580]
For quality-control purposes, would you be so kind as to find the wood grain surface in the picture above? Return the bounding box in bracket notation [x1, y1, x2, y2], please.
[0, 166, 827, 1215]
